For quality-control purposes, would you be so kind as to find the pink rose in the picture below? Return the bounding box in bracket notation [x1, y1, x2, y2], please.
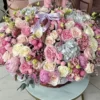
[40, 70, 50, 84]
[19, 62, 32, 75]
[71, 27, 82, 38]
[21, 26, 30, 36]
[44, 45, 57, 62]
[61, 29, 73, 41]
[6, 57, 20, 73]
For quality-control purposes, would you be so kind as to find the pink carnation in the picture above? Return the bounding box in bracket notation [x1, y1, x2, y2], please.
[40, 70, 50, 84]
[61, 29, 73, 41]
[0, 47, 6, 55]
[19, 62, 32, 75]
[6, 57, 20, 73]
[78, 34, 89, 51]
[0, 54, 4, 64]
[44, 45, 57, 62]
[78, 55, 88, 68]
[21, 26, 30, 36]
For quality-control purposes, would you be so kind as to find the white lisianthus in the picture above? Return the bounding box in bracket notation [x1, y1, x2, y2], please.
[85, 62, 94, 74]
[58, 66, 70, 77]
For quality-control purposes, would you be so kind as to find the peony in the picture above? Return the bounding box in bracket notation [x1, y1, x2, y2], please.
[44, 45, 57, 62]
[49, 72, 60, 86]
[2, 51, 12, 62]
[45, 35, 55, 45]
[15, 18, 28, 29]
[71, 27, 82, 38]
[58, 66, 70, 77]
[65, 20, 75, 29]
[43, 61, 56, 72]
[85, 62, 94, 74]
[40, 70, 50, 84]
[6, 57, 20, 73]
[19, 62, 32, 75]
[21, 26, 30, 36]
[61, 29, 73, 41]
[17, 34, 28, 44]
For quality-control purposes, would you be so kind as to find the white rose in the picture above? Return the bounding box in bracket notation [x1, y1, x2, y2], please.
[84, 25, 94, 37]
[58, 66, 70, 77]
[65, 20, 75, 29]
[85, 62, 94, 74]
[2, 51, 12, 62]
[43, 61, 56, 72]
[89, 37, 98, 52]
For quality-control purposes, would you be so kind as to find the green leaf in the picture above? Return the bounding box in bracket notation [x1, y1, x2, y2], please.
[17, 83, 27, 91]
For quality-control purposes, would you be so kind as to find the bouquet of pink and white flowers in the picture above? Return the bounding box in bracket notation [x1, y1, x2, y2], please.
[0, 4, 99, 90]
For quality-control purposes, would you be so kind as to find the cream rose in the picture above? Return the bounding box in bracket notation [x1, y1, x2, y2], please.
[2, 51, 12, 62]
[43, 61, 56, 72]
[65, 20, 75, 29]
[45, 35, 55, 45]
[12, 43, 23, 56]
[12, 43, 31, 57]
[85, 62, 94, 74]
[58, 66, 70, 77]
[19, 46, 31, 57]
[50, 30, 58, 39]
[34, 27, 43, 38]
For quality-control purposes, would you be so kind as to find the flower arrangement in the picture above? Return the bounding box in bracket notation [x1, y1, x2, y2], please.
[0, 1, 99, 90]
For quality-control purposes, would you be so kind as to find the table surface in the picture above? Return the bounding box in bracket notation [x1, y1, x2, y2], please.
[26, 76, 89, 100]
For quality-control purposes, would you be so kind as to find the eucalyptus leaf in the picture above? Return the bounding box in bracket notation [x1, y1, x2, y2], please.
[17, 83, 27, 91]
